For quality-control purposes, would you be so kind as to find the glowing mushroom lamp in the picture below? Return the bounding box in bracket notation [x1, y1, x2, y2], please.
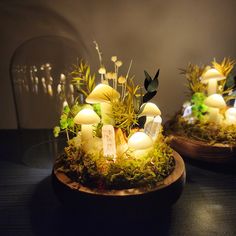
[86, 83, 120, 125]
[139, 102, 161, 128]
[201, 68, 226, 95]
[225, 107, 236, 125]
[128, 131, 153, 158]
[74, 108, 100, 152]
[204, 94, 226, 124]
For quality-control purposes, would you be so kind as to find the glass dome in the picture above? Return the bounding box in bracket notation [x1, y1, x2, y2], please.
[10, 35, 84, 129]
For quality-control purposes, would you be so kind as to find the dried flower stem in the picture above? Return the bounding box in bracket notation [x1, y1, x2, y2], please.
[123, 60, 133, 101]
[93, 41, 103, 66]
[114, 64, 118, 90]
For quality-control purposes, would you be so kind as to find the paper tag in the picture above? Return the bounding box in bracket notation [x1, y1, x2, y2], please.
[102, 125, 116, 158]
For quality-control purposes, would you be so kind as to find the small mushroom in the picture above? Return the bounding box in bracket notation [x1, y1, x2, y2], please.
[201, 68, 226, 95]
[111, 56, 117, 62]
[225, 107, 236, 125]
[115, 60, 123, 67]
[74, 108, 100, 151]
[98, 66, 107, 83]
[86, 83, 120, 125]
[128, 132, 153, 158]
[139, 102, 161, 127]
[204, 94, 226, 124]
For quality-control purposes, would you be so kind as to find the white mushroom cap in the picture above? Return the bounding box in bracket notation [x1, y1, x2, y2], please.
[128, 132, 153, 150]
[139, 102, 161, 117]
[225, 107, 236, 117]
[98, 66, 106, 74]
[74, 108, 100, 125]
[201, 68, 225, 84]
[204, 94, 226, 108]
[86, 84, 120, 104]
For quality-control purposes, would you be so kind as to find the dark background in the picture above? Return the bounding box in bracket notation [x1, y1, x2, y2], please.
[1, 0, 236, 128]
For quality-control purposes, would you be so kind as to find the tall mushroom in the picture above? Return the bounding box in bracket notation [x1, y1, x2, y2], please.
[74, 108, 100, 151]
[86, 83, 120, 125]
[201, 68, 226, 95]
[139, 102, 161, 127]
[204, 94, 226, 124]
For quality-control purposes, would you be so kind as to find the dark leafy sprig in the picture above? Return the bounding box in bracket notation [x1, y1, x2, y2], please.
[143, 69, 159, 103]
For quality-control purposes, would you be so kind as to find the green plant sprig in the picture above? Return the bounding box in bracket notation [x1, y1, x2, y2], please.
[179, 63, 206, 96]
[70, 60, 96, 99]
[53, 103, 83, 140]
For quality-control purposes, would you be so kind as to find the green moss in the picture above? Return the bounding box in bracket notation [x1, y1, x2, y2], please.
[168, 115, 236, 145]
[54, 133, 175, 190]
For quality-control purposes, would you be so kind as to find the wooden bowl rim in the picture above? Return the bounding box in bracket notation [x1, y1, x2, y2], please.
[170, 133, 236, 148]
[53, 150, 185, 197]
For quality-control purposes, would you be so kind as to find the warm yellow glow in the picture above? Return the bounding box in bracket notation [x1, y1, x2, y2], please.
[73, 108, 100, 152]
[225, 107, 236, 124]
[128, 132, 153, 150]
[86, 83, 120, 104]
[204, 94, 226, 124]
[74, 108, 100, 125]
[207, 79, 217, 95]
[139, 102, 161, 117]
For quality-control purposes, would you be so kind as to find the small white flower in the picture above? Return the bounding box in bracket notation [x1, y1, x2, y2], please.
[111, 72, 117, 80]
[111, 56, 117, 62]
[218, 85, 223, 92]
[118, 76, 126, 84]
[105, 72, 113, 79]
[115, 60, 123, 67]
[98, 66, 106, 74]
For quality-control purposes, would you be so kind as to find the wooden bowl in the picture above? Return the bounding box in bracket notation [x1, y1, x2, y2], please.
[169, 134, 236, 164]
[51, 151, 185, 212]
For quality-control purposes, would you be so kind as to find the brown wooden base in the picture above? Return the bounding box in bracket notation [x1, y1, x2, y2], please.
[169, 134, 236, 164]
[52, 151, 185, 212]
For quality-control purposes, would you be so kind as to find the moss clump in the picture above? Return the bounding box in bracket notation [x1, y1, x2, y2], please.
[54, 132, 175, 190]
[168, 115, 236, 145]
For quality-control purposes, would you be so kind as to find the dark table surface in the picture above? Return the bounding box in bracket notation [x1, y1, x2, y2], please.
[0, 129, 236, 236]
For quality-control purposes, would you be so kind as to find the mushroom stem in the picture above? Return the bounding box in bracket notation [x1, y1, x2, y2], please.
[207, 79, 217, 95]
[101, 102, 114, 125]
[81, 124, 93, 140]
[81, 124, 93, 151]
[208, 107, 219, 123]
